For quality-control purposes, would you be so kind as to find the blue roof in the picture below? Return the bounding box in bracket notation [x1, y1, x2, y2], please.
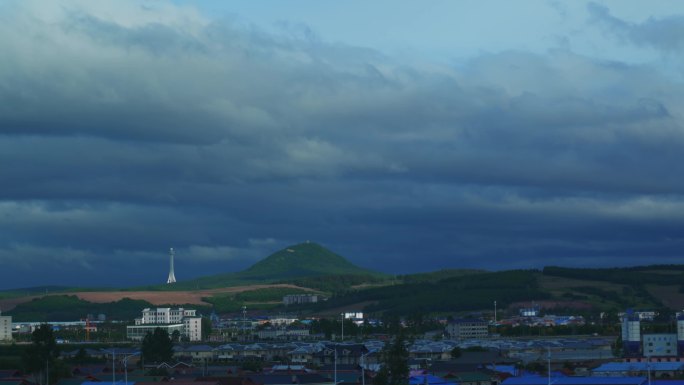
[502, 377, 647, 385]
[485, 365, 518, 376]
[593, 362, 684, 372]
[409, 375, 457, 385]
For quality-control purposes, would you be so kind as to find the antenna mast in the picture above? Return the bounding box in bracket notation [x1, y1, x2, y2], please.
[167, 247, 177, 284]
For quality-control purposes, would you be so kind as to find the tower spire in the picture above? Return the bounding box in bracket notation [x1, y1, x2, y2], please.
[167, 247, 177, 284]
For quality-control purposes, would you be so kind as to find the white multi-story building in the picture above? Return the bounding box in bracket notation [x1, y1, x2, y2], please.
[183, 317, 202, 342]
[128, 308, 201, 342]
[268, 315, 298, 326]
[138, 308, 197, 324]
[344, 311, 364, 326]
[0, 314, 12, 342]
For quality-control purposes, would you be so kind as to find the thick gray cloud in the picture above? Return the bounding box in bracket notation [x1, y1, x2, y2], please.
[1, 1, 684, 289]
[588, 2, 684, 52]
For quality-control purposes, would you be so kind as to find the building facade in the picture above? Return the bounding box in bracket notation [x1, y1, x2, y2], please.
[446, 318, 489, 340]
[621, 312, 642, 357]
[643, 334, 677, 357]
[138, 307, 197, 324]
[0, 315, 12, 342]
[127, 324, 184, 341]
[183, 317, 202, 342]
[283, 294, 319, 305]
[128, 307, 201, 342]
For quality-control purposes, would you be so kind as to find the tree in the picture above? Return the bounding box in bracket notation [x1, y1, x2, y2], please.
[22, 324, 60, 385]
[241, 360, 262, 372]
[74, 348, 88, 365]
[141, 328, 174, 364]
[145, 367, 169, 377]
[171, 330, 181, 343]
[372, 366, 389, 385]
[450, 346, 462, 359]
[201, 317, 212, 341]
[374, 334, 409, 385]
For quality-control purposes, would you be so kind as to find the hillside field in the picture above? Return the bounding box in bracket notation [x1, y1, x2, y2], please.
[0, 284, 316, 312]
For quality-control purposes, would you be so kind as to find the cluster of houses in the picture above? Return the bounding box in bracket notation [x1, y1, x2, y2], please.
[497, 315, 586, 328]
[3, 339, 684, 385]
[149, 337, 616, 366]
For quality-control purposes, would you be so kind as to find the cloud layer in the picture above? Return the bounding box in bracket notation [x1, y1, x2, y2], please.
[1, 1, 684, 288]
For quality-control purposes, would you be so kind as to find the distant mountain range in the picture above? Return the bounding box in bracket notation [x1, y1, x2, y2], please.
[6, 242, 684, 321]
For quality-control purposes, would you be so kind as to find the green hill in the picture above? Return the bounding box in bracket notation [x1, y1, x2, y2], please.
[159, 242, 382, 290]
[240, 242, 374, 279]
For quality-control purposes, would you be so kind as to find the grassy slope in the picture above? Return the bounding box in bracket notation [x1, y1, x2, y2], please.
[305, 270, 551, 315]
[301, 266, 684, 316]
[399, 269, 486, 284]
[539, 265, 684, 311]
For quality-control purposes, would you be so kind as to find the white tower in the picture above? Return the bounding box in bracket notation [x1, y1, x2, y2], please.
[167, 247, 177, 284]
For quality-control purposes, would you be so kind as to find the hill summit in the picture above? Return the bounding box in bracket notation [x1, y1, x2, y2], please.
[238, 242, 373, 280]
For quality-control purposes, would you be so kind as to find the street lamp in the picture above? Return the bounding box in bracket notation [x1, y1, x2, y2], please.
[360, 349, 378, 385]
[123, 352, 141, 385]
[103, 349, 116, 384]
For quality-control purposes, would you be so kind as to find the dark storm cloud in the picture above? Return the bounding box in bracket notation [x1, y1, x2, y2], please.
[1, 1, 684, 288]
[588, 2, 684, 52]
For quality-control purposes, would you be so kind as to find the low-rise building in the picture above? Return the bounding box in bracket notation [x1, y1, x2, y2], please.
[0, 314, 12, 341]
[642, 334, 677, 357]
[446, 319, 488, 340]
[283, 294, 319, 305]
[256, 326, 310, 341]
[343, 311, 364, 326]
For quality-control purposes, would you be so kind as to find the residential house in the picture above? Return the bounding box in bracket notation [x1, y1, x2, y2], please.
[313, 344, 368, 366]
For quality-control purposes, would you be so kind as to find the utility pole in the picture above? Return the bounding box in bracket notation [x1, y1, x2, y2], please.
[547, 347, 551, 385]
[494, 301, 497, 324]
[242, 306, 247, 341]
[111, 350, 115, 384]
[334, 346, 337, 385]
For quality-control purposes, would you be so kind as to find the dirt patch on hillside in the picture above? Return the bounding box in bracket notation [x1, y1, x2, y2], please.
[0, 296, 40, 311]
[0, 284, 315, 310]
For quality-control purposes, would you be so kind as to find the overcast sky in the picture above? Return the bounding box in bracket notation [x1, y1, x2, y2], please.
[2, 0, 684, 289]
